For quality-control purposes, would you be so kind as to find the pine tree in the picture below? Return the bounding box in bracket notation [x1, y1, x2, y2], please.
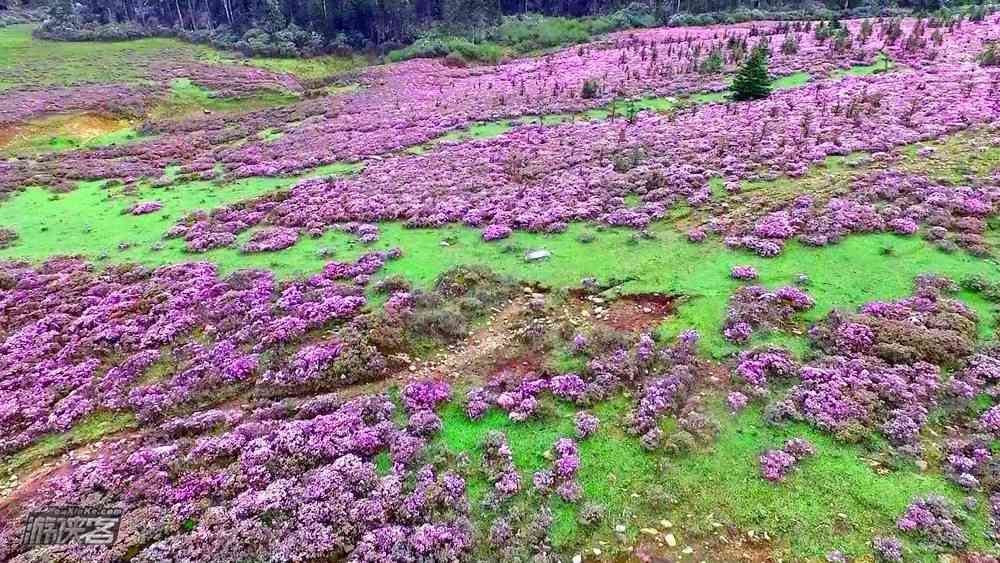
[731, 45, 771, 101]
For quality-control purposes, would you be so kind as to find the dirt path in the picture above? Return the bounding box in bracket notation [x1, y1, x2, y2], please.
[395, 295, 531, 385]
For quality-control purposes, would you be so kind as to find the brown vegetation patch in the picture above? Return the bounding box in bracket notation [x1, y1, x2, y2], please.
[570, 292, 676, 332]
[0, 112, 131, 151]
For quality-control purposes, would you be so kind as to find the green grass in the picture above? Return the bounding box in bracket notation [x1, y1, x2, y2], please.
[435, 390, 994, 561]
[199, 50, 367, 81]
[437, 395, 658, 551]
[387, 36, 505, 64]
[2, 146, 996, 357]
[0, 24, 215, 91]
[149, 77, 300, 120]
[0, 162, 360, 277]
[0, 412, 138, 479]
[1, 113, 148, 156]
[0, 24, 347, 95]
[666, 403, 993, 561]
[831, 52, 896, 79]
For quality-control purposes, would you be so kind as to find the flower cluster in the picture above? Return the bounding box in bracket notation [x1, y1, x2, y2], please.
[871, 536, 904, 562]
[0, 256, 380, 455]
[402, 380, 452, 412]
[127, 200, 163, 215]
[732, 347, 797, 395]
[941, 438, 992, 490]
[759, 437, 815, 481]
[896, 494, 968, 549]
[574, 411, 599, 439]
[533, 437, 584, 502]
[723, 285, 815, 343]
[730, 265, 759, 281]
[481, 431, 520, 501]
[0, 392, 474, 562]
[240, 227, 300, 253]
[482, 224, 513, 242]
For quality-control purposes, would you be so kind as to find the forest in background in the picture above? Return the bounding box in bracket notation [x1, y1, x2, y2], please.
[1, 0, 974, 58]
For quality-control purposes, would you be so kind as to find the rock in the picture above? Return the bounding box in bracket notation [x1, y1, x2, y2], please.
[614, 524, 627, 533]
[682, 547, 694, 554]
[525, 249, 551, 261]
[660, 520, 673, 528]
[573, 555, 582, 563]
[640, 528, 659, 536]
[664, 533, 677, 547]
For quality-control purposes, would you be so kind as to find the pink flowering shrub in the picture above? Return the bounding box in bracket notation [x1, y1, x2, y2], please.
[481, 224, 513, 241]
[574, 411, 599, 439]
[127, 200, 163, 215]
[240, 227, 300, 253]
[723, 285, 814, 343]
[0, 392, 475, 562]
[759, 437, 816, 481]
[533, 437, 583, 503]
[896, 494, 968, 549]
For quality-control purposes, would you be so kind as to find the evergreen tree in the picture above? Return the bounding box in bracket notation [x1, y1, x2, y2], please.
[731, 45, 771, 101]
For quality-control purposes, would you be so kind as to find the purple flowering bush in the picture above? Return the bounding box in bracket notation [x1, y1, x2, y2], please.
[759, 438, 815, 481]
[0, 256, 383, 455]
[896, 494, 969, 549]
[0, 391, 475, 562]
[723, 285, 815, 343]
[730, 265, 759, 281]
[126, 200, 163, 215]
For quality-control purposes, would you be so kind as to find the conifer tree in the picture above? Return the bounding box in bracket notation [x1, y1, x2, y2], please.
[731, 45, 772, 101]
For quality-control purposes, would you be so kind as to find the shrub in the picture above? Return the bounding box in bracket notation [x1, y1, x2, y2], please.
[780, 33, 799, 55]
[387, 35, 503, 64]
[979, 42, 1000, 67]
[699, 47, 724, 74]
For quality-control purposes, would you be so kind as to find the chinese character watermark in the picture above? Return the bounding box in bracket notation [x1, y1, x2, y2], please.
[21, 506, 122, 547]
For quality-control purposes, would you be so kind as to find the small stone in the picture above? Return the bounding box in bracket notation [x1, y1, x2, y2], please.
[660, 520, 672, 528]
[640, 527, 658, 536]
[664, 533, 677, 547]
[440, 241, 450, 247]
[682, 547, 694, 554]
[525, 249, 551, 261]
[573, 555, 582, 563]
[593, 548, 602, 556]
[614, 524, 626, 533]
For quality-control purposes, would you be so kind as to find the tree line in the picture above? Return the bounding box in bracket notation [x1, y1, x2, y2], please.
[27, 0, 960, 54]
